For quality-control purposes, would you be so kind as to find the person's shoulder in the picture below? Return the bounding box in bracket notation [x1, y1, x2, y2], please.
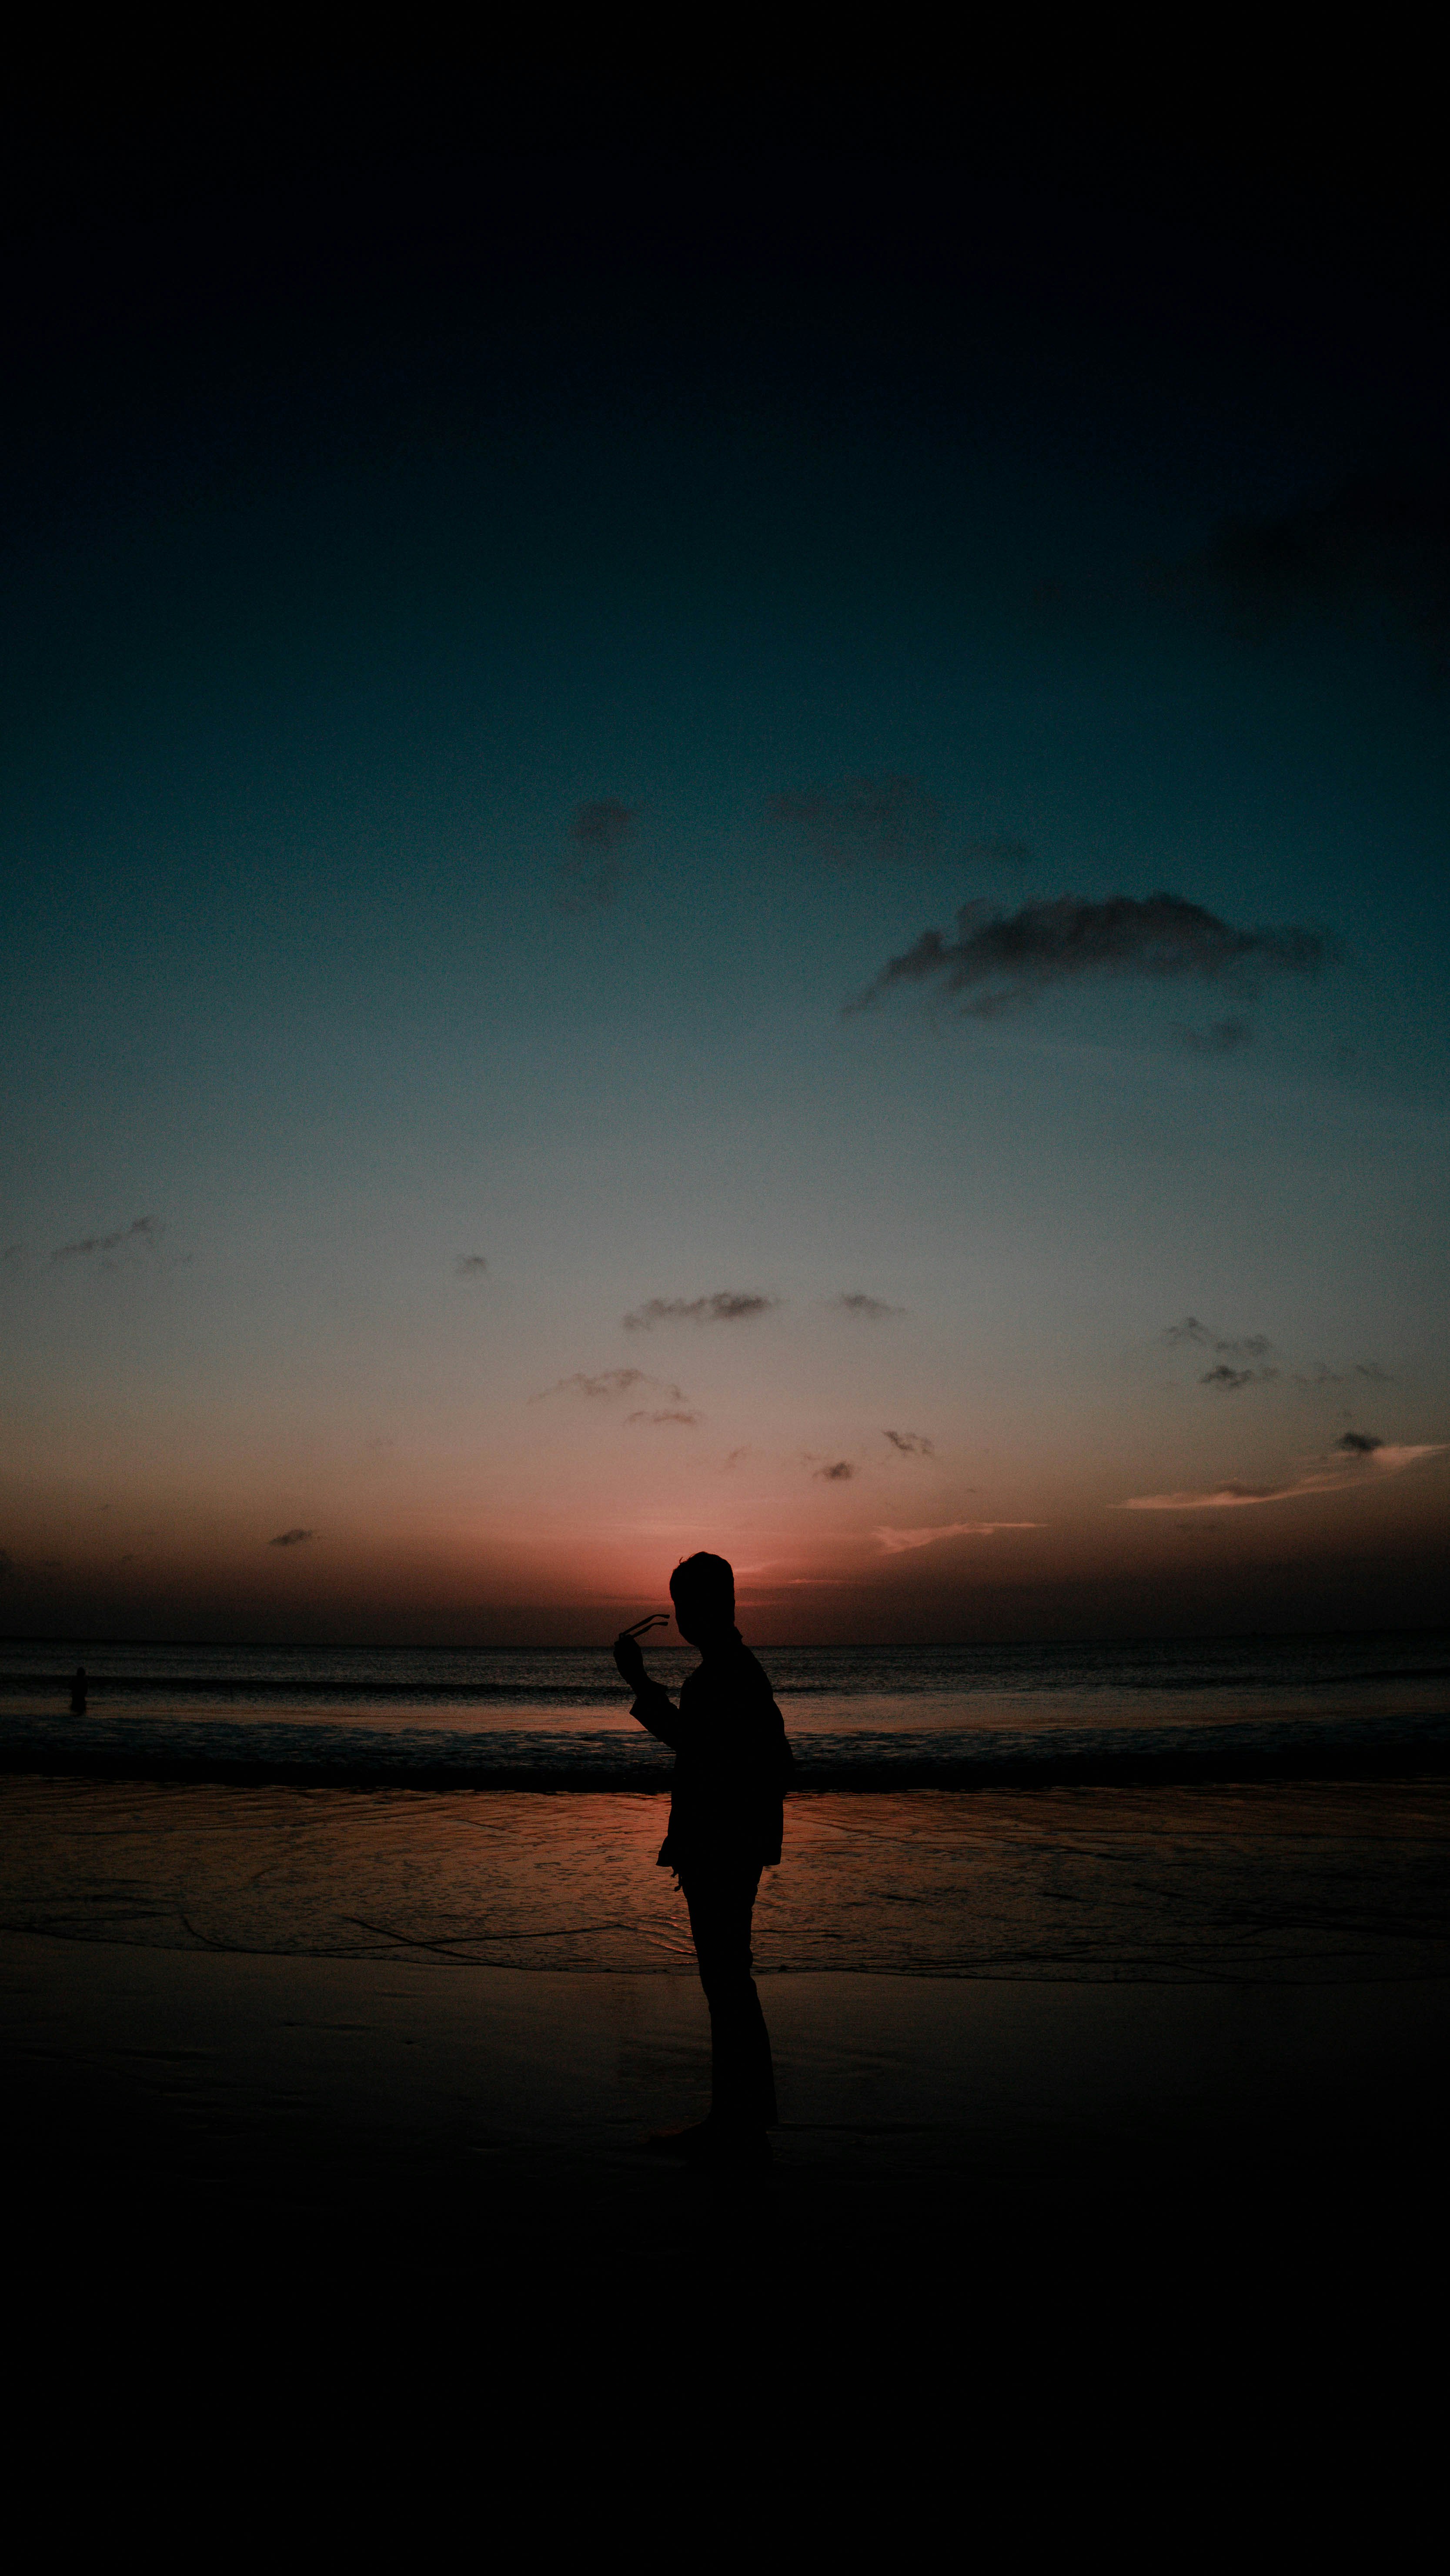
[733, 1642, 779, 1700]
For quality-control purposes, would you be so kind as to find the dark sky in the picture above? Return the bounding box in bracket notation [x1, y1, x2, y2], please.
[3, 68, 1446, 1639]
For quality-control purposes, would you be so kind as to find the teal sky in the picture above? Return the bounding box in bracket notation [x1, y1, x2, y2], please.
[2, 90, 1446, 1639]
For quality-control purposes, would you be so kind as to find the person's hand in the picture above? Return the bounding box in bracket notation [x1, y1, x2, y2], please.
[612, 1631, 647, 1690]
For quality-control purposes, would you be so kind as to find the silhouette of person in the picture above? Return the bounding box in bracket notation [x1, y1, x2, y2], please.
[614, 1552, 794, 2168]
[69, 1666, 87, 1714]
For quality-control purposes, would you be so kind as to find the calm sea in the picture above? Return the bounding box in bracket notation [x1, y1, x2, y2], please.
[1, 1631, 1446, 1785]
[4, 1634, 1446, 1979]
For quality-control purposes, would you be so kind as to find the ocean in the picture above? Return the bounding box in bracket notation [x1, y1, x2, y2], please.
[3, 1630, 1447, 1985]
[2, 1630, 1447, 1786]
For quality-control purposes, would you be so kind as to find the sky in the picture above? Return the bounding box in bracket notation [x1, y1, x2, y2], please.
[2, 71, 1447, 1642]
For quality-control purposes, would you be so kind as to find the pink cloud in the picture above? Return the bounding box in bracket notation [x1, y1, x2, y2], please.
[874, 1520, 1042, 1554]
[1120, 1440, 1444, 1511]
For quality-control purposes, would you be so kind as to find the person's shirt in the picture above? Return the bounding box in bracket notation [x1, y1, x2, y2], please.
[631, 1628, 794, 1873]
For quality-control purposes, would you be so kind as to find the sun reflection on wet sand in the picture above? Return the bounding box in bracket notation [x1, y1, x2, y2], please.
[3, 1776, 1446, 1982]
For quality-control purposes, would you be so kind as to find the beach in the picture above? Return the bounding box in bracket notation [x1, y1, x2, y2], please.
[7, 1930, 1447, 2359]
[5, 1770, 1447, 2332]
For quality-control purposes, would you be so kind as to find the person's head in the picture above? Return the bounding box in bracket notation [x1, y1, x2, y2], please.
[669, 1551, 736, 1648]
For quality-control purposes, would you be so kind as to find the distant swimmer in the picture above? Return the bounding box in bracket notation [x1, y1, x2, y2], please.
[613, 1551, 795, 2170]
[69, 1666, 87, 1714]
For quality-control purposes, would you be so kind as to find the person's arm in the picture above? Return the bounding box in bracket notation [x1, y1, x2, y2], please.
[612, 1631, 685, 1748]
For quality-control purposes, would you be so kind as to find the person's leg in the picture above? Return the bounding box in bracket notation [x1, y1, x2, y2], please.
[683, 1866, 777, 2133]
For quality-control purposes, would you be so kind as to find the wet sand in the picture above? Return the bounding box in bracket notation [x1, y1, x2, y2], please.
[6, 1774, 1447, 2373]
[5, 1926, 1446, 2334]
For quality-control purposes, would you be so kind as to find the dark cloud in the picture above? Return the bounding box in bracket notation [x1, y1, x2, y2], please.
[770, 776, 942, 867]
[555, 798, 639, 913]
[626, 1407, 702, 1427]
[1291, 1361, 1390, 1389]
[1173, 1336, 1389, 1394]
[1164, 1320, 1274, 1359]
[572, 796, 637, 853]
[1186, 469, 1450, 664]
[623, 1293, 780, 1330]
[52, 1215, 161, 1263]
[883, 1430, 935, 1455]
[815, 1460, 855, 1481]
[1174, 1016, 1255, 1056]
[269, 1527, 315, 1547]
[850, 894, 1333, 1020]
[1164, 1317, 1213, 1345]
[533, 1367, 685, 1402]
[1336, 1430, 1384, 1454]
[831, 1293, 905, 1320]
[454, 1254, 489, 1278]
[771, 785, 1035, 879]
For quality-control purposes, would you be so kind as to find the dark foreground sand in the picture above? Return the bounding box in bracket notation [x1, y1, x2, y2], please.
[5, 1926, 1447, 2343]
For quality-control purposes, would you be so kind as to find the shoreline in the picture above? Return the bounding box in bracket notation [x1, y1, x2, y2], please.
[2, 1739, 1448, 1790]
[8, 1774, 1446, 1984]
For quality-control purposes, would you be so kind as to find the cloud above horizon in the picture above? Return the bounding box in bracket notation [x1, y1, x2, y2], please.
[883, 1430, 935, 1455]
[555, 798, 639, 913]
[770, 775, 943, 866]
[849, 893, 1333, 1020]
[623, 1292, 780, 1331]
[454, 1253, 489, 1278]
[814, 1460, 855, 1481]
[1165, 1319, 1391, 1395]
[875, 1520, 1041, 1552]
[1120, 1435, 1445, 1511]
[1182, 467, 1450, 664]
[1164, 1320, 1274, 1360]
[532, 1367, 686, 1403]
[832, 1292, 905, 1320]
[1174, 1016, 1255, 1056]
[770, 780, 1036, 884]
[52, 1215, 161, 1263]
[626, 1407, 702, 1427]
[268, 1527, 316, 1546]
